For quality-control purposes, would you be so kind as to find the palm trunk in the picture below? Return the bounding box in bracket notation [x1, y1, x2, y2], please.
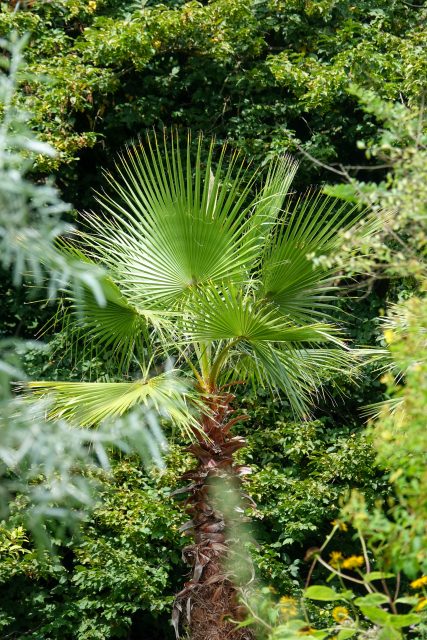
[173, 392, 255, 640]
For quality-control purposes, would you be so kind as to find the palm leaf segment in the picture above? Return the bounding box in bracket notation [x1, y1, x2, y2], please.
[40, 132, 373, 421]
[29, 371, 198, 437]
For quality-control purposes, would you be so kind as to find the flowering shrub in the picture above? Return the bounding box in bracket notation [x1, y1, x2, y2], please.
[237, 521, 426, 639]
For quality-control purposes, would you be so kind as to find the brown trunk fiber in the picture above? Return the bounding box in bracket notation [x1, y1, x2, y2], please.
[173, 392, 255, 640]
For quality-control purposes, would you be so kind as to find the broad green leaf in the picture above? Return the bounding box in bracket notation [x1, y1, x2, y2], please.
[336, 630, 357, 639]
[394, 597, 419, 606]
[358, 605, 390, 625]
[234, 618, 256, 629]
[388, 613, 421, 629]
[364, 571, 395, 582]
[378, 626, 402, 640]
[304, 586, 343, 602]
[355, 594, 390, 606]
[274, 620, 328, 639]
[322, 183, 359, 202]
[287, 619, 314, 630]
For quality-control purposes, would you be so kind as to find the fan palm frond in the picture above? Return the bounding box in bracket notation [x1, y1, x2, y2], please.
[183, 284, 344, 345]
[68, 276, 150, 371]
[52, 240, 178, 372]
[245, 154, 299, 253]
[260, 191, 369, 323]
[29, 132, 380, 424]
[361, 397, 404, 421]
[81, 133, 269, 309]
[28, 371, 198, 437]
[231, 343, 366, 416]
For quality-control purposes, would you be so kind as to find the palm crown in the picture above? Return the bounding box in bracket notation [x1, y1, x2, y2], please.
[30, 133, 371, 424]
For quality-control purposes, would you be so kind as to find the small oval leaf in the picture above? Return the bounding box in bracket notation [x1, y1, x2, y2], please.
[304, 586, 343, 601]
[359, 605, 390, 625]
[355, 593, 390, 606]
[389, 613, 421, 629]
[364, 571, 395, 582]
[336, 630, 357, 640]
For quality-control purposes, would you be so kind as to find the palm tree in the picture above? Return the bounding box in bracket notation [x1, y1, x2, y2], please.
[30, 133, 374, 640]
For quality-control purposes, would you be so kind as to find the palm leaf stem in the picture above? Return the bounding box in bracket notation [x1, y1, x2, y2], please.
[208, 338, 241, 390]
[198, 341, 211, 385]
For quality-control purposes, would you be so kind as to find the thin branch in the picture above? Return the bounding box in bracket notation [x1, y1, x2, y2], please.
[358, 528, 371, 574]
[305, 556, 318, 589]
[316, 556, 370, 589]
[381, 577, 398, 614]
[393, 572, 401, 602]
[294, 143, 347, 177]
[415, 94, 425, 149]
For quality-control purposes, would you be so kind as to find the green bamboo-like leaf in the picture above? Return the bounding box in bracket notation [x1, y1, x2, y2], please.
[27, 372, 197, 435]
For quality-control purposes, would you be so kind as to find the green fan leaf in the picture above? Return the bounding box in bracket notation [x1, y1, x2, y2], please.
[53, 240, 177, 372]
[183, 285, 344, 345]
[27, 372, 197, 436]
[260, 191, 370, 323]
[85, 133, 270, 308]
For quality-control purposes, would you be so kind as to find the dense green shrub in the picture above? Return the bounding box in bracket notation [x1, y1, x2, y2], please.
[1, 0, 425, 196]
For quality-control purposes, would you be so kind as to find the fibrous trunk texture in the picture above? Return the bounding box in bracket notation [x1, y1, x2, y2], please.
[173, 392, 255, 640]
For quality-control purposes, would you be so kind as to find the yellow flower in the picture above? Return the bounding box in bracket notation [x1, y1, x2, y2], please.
[384, 329, 395, 344]
[329, 551, 343, 567]
[279, 595, 297, 619]
[341, 555, 364, 570]
[415, 597, 427, 611]
[332, 606, 350, 623]
[88, 0, 97, 11]
[331, 519, 348, 532]
[411, 576, 427, 590]
[380, 373, 393, 385]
